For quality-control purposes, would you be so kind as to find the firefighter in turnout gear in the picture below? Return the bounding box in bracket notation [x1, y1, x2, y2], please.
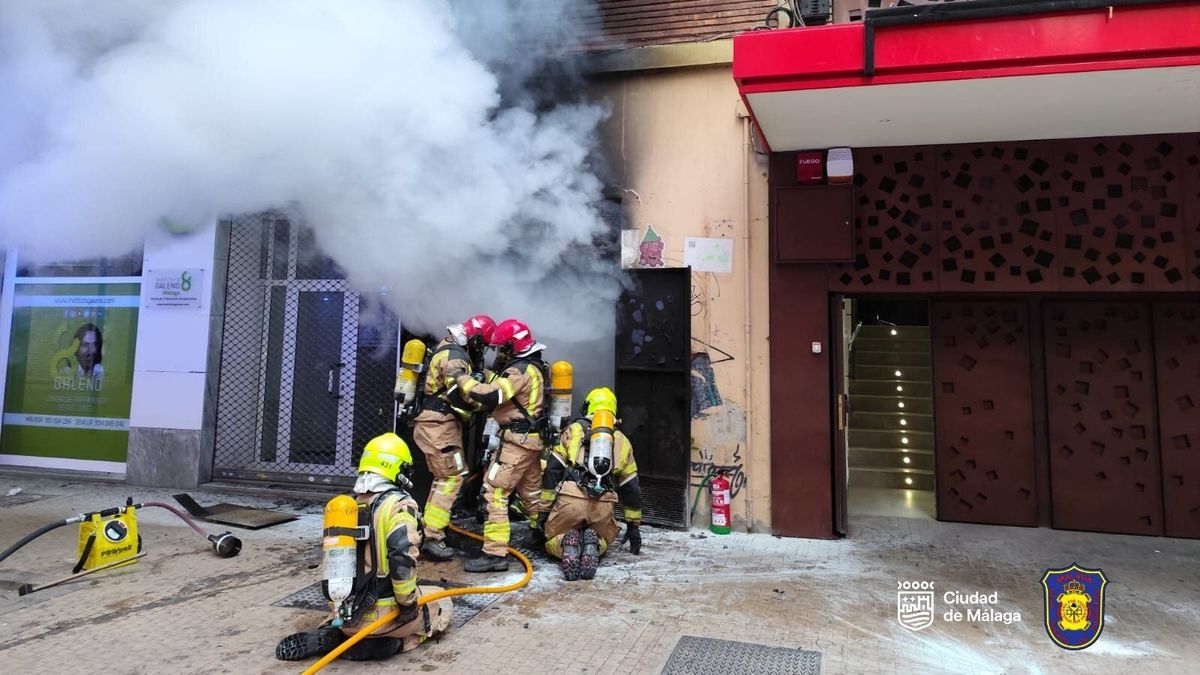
[540, 387, 644, 581]
[275, 433, 453, 662]
[457, 318, 549, 573]
[406, 314, 496, 561]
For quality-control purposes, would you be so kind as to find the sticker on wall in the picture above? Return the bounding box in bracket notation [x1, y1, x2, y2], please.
[620, 229, 641, 269]
[684, 237, 733, 274]
[144, 268, 205, 310]
[637, 225, 666, 268]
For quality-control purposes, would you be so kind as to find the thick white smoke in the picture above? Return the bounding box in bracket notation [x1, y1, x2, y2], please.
[0, 0, 620, 369]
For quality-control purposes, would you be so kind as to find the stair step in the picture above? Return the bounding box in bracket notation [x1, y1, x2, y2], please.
[850, 380, 933, 397]
[849, 429, 934, 449]
[853, 350, 932, 367]
[849, 394, 933, 414]
[852, 365, 932, 382]
[858, 326, 930, 340]
[849, 467, 935, 490]
[850, 411, 934, 432]
[853, 337, 928, 352]
[849, 447, 935, 471]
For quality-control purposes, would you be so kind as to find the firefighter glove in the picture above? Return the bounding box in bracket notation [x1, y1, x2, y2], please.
[627, 522, 642, 555]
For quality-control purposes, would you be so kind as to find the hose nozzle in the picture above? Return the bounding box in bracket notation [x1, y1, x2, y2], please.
[209, 532, 242, 558]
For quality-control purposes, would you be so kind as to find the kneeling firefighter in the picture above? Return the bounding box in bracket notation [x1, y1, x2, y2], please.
[276, 433, 453, 662]
[539, 387, 644, 581]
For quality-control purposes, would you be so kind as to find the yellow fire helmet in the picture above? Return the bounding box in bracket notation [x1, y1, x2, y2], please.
[584, 387, 618, 416]
[358, 433, 413, 482]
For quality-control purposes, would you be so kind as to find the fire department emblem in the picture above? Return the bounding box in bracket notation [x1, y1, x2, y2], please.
[1041, 563, 1108, 650]
[897, 582, 935, 631]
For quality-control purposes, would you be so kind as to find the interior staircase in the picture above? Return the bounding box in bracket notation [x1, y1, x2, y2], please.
[847, 325, 934, 491]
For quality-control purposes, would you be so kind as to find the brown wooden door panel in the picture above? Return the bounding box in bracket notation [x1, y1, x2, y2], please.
[1044, 302, 1164, 535]
[932, 301, 1038, 526]
[1154, 302, 1200, 538]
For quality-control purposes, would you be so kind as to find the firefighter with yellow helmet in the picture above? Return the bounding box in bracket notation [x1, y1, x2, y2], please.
[275, 433, 453, 662]
[539, 387, 644, 581]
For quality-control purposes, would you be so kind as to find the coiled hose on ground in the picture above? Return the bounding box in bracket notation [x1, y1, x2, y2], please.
[301, 522, 534, 674]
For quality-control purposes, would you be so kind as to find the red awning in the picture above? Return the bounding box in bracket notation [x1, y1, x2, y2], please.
[733, 2, 1200, 151]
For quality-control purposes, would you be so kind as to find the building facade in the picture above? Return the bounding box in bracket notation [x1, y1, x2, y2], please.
[2, 1, 1197, 542]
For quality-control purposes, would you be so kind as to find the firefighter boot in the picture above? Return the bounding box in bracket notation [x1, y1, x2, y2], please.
[530, 513, 548, 548]
[275, 627, 345, 661]
[421, 539, 455, 561]
[464, 554, 510, 573]
[580, 528, 601, 580]
[560, 528, 583, 581]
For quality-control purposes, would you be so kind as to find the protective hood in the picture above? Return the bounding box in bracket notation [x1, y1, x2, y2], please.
[446, 323, 468, 346]
[516, 342, 547, 358]
[354, 472, 396, 494]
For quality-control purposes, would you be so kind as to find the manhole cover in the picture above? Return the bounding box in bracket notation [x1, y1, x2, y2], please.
[661, 636, 821, 675]
[273, 579, 500, 631]
[0, 493, 51, 508]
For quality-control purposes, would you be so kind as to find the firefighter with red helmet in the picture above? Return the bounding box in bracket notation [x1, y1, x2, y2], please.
[539, 387, 643, 580]
[455, 318, 549, 572]
[402, 314, 495, 561]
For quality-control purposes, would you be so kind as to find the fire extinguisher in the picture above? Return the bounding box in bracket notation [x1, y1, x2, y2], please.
[709, 471, 732, 535]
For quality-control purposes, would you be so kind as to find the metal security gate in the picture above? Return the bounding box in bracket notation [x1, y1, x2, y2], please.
[615, 268, 691, 528]
[212, 213, 398, 485]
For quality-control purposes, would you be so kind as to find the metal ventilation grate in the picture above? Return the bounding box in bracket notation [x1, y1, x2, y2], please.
[661, 636, 821, 675]
[273, 579, 500, 631]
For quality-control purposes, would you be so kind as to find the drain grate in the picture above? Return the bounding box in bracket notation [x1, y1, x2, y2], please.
[661, 636, 821, 675]
[273, 579, 500, 631]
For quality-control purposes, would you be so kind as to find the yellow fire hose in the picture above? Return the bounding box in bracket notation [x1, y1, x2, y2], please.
[301, 522, 534, 674]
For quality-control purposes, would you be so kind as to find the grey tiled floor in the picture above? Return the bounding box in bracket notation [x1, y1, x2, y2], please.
[0, 476, 1196, 674]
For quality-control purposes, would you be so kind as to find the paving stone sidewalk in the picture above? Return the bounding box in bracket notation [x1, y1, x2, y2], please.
[0, 476, 1197, 674]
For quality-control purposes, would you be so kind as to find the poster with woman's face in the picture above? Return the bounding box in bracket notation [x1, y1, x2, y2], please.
[2, 282, 139, 464]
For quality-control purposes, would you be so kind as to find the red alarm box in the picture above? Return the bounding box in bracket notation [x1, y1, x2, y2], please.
[796, 150, 825, 184]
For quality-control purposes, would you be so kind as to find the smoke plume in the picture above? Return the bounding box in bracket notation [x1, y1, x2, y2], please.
[0, 0, 620, 371]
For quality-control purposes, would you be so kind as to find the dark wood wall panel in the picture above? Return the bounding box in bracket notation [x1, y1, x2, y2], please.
[826, 134, 1197, 295]
[832, 148, 939, 290]
[1184, 135, 1200, 291]
[932, 302, 1037, 526]
[1154, 302, 1200, 538]
[1044, 302, 1164, 535]
[937, 143, 1058, 291]
[1054, 138, 1189, 291]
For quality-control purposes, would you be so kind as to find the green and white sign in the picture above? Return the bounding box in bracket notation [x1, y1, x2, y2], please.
[146, 268, 204, 309]
[1, 282, 140, 464]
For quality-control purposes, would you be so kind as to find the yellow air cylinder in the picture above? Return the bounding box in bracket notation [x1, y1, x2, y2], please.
[394, 339, 427, 406]
[548, 360, 573, 432]
[587, 408, 615, 479]
[323, 494, 360, 626]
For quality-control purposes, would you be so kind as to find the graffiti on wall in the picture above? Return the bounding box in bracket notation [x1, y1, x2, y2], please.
[689, 348, 749, 520]
[691, 444, 747, 496]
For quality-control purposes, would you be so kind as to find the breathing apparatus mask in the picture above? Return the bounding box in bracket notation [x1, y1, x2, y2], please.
[466, 334, 488, 372]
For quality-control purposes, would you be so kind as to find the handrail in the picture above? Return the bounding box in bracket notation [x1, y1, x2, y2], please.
[848, 321, 863, 349]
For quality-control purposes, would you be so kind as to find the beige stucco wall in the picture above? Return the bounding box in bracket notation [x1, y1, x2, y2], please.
[591, 63, 773, 531]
